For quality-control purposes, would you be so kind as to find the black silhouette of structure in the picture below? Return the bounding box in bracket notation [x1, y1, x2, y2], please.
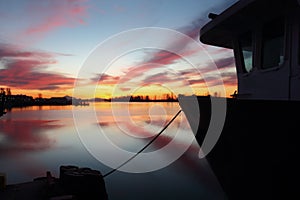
[0, 88, 6, 117]
[0, 165, 108, 200]
[179, 0, 300, 199]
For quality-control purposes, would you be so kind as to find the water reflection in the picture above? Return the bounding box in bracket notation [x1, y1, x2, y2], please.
[0, 102, 225, 199]
[95, 102, 191, 153]
[0, 119, 61, 154]
[10, 105, 75, 111]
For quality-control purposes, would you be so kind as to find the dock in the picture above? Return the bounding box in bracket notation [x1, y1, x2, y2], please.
[0, 166, 108, 200]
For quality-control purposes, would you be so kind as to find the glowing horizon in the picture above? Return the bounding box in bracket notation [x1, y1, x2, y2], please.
[0, 0, 238, 99]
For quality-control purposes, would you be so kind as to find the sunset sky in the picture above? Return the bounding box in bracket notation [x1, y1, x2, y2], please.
[0, 0, 238, 99]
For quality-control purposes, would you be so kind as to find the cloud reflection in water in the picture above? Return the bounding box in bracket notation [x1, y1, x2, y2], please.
[0, 119, 62, 154]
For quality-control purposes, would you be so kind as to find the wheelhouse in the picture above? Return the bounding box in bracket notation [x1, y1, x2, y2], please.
[200, 0, 300, 100]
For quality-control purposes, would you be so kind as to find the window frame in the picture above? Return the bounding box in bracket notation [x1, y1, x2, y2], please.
[236, 15, 288, 74]
[238, 31, 255, 73]
[259, 17, 287, 71]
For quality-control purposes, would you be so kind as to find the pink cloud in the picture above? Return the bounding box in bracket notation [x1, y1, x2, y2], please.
[109, 64, 165, 86]
[126, 64, 162, 75]
[0, 60, 75, 91]
[147, 51, 182, 65]
[89, 56, 236, 94]
[130, 14, 236, 92]
[0, 43, 75, 91]
[0, 43, 58, 58]
[24, 0, 88, 37]
[91, 73, 120, 85]
[140, 55, 235, 89]
[142, 72, 180, 86]
[145, 49, 199, 66]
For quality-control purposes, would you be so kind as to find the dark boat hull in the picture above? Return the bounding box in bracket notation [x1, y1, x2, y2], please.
[179, 96, 299, 199]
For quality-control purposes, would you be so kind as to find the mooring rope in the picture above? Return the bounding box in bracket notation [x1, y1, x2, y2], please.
[103, 109, 182, 178]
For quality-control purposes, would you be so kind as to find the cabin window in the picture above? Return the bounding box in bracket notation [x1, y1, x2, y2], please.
[262, 18, 285, 69]
[239, 32, 253, 73]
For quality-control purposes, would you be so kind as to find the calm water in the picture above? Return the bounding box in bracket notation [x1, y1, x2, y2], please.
[0, 102, 226, 199]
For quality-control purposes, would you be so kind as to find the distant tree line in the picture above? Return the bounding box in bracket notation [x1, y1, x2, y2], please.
[109, 93, 178, 102]
[0, 88, 88, 114]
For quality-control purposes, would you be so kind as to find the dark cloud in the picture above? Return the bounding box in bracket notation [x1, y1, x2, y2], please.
[222, 71, 237, 86]
[213, 56, 235, 69]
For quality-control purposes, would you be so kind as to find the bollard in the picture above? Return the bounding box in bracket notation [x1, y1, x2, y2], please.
[59, 166, 108, 200]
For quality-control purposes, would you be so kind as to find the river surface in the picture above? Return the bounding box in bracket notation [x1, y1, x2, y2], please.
[0, 102, 225, 199]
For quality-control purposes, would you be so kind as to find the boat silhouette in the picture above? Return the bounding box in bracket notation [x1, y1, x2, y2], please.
[179, 0, 300, 199]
